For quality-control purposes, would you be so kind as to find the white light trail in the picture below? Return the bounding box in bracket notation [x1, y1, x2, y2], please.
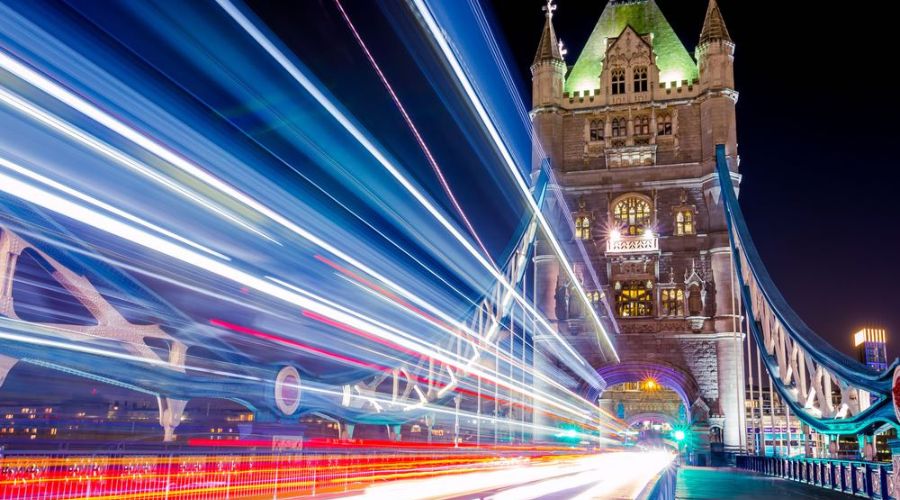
[0, 169, 594, 421]
[0, 156, 229, 261]
[0, 83, 274, 244]
[0, 48, 486, 365]
[354, 452, 672, 499]
[0, 320, 263, 382]
[214, 0, 590, 368]
[408, 0, 618, 361]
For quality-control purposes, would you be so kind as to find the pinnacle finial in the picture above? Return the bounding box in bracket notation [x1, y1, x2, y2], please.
[533, 0, 563, 65]
[558, 39, 567, 58]
[542, 0, 557, 20]
[700, 0, 732, 45]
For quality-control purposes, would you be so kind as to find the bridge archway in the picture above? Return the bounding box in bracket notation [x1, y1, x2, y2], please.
[591, 361, 703, 422]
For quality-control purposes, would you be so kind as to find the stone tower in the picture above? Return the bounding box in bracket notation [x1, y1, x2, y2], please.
[531, 0, 745, 454]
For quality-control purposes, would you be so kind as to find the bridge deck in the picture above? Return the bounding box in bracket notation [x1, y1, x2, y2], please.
[676, 466, 853, 499]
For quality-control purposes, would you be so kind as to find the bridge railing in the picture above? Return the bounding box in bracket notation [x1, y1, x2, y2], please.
[736, 454, 894, 499]
[715, 144, 897, 435]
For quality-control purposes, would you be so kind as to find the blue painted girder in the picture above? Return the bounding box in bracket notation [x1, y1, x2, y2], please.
[715, 144, 897, 433]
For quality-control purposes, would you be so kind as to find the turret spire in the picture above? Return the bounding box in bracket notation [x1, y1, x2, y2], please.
[533, 0, 564, 65]
[699, 0, 732, 46]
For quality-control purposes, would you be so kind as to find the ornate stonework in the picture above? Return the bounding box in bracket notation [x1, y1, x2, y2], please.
[531, 0, 742, 450]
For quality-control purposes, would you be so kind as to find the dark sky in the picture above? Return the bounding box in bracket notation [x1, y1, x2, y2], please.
[486, 0, 899, 360]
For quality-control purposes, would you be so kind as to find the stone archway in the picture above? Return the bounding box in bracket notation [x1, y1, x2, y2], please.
[591, 361, 703, 419]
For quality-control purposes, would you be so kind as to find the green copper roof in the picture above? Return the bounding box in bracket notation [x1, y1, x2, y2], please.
[565, 0, 698, 94]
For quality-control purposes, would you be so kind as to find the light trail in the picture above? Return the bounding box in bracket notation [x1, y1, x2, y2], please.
[0, 155, 228, 261]
[214, 0, 593, 373]
[333, 0, 492, 260]
[4, 29, 601, 415]
[0, 165, 600, 423]
[356, 451, 674, 499]
[0, 57, 277, 245]
[0, 44, 484, 358]
[408, 0, 619, 361]
[0, 320, 262, 383]
[1, 449, 633, 500]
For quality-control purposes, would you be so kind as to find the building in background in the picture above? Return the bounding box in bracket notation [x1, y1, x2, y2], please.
[530, 0, 744, 457]
[854, 327, 888, 371]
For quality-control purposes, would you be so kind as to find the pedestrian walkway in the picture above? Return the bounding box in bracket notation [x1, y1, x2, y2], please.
[676, 466, 853, 499]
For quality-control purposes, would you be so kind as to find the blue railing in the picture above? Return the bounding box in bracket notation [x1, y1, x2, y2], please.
[736, 455, 893, 499]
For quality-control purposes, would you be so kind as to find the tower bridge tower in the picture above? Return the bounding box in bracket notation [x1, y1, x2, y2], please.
[531, 0, 744, 454]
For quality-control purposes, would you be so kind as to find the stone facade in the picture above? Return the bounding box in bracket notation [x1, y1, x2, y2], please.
[531, 0, 745, 450]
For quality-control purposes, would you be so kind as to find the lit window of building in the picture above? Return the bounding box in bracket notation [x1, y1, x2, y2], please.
[661, 288, 685, 316]
[613, 197, 652, 236]
[615, 280, 654, 317]
[675, 210, 695, 235]
[622, 382, 641, 392]
[575, 215, 591, 240]
[633, 67, 648, 92]
[854, 327, 888, 371]
[573, 197, 593, 241]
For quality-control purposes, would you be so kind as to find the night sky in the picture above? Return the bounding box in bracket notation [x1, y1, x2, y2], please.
[486, 0, 899, 360]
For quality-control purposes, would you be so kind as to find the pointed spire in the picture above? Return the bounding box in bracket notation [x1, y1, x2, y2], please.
[533, 0, 564, 65]
[700, 0, 731, 46]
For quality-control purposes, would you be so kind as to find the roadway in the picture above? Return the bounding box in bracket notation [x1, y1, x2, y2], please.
[350, 451, 674, 499]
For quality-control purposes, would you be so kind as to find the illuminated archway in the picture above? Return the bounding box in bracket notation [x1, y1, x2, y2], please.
[589, 361, 703, 423]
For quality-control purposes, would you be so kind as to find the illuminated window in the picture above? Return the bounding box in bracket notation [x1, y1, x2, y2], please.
[615, 280, 654, 317]
[661, 288, 685, 316]
[675, 210, 695, 236]
[657, 114, 673, 135]
[589, 119, 604, 141]
[612, 197, 652, 236]
[612, 118, 627, 137]
[633, 67, 648, 92]
[575, 215, 591, 240]
[634, 115, 650, 135]
[611, 69, 626, 95]
[622, 382, 640, 392]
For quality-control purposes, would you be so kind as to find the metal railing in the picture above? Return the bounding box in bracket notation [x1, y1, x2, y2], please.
[736, 455, 894, 499]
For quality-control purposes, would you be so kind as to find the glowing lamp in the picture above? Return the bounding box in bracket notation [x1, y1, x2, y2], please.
[673, 430, 686, 441]
[610, 229, 621, 241]
[643, 229, 654, 239]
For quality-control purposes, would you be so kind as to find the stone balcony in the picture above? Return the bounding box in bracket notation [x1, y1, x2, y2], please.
[606, 233, 659, 254]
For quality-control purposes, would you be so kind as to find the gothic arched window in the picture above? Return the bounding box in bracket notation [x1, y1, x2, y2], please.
[612, 118, 627, 137]
[589, 119, 604, 141]
[615, 280, 653, 317]
[633, 67, 648, 92]
[635, 115, 650, 136]
[661, 288, 685, 316]
[575, 215, 591, 240]
[657, 114, 673, 135]
[613, 197, 652, 236]
[675, 210, 695, 236]
[611, 69, 626, 95]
